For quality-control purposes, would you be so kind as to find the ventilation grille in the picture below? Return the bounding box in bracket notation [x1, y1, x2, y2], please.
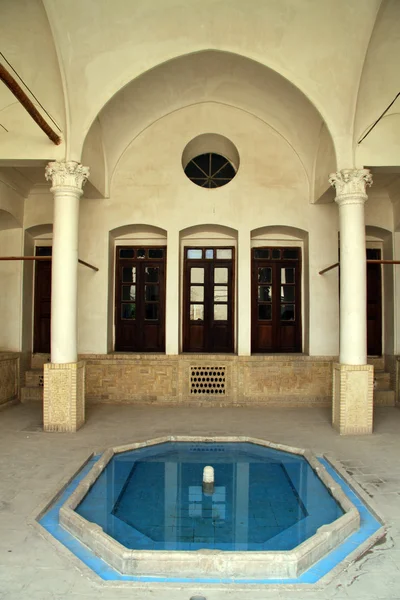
[190, 366, 226, 395]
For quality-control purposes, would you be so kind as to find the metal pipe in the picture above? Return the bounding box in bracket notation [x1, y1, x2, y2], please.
[319, 259, 400, 275]
[0, 62, 62, 145]
[0, 256, 98, 272]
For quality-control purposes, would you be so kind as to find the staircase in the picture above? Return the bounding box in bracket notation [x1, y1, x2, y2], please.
[20, 354, 49, 403]
[368, 357, 396, 406]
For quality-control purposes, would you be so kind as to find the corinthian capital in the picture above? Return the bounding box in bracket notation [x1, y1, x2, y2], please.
[329, 169, 372, 205]
[45, 160, 90, 190]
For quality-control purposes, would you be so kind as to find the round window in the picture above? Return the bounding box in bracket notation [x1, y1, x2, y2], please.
[184, 153, 236, 188]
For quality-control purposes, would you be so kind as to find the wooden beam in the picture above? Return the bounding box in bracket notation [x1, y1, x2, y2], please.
[0, 62, 62, 145]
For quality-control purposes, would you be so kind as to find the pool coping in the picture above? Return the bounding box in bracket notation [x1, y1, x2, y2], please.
[61, 436, 359, 579]
[31, 439, 385, 592]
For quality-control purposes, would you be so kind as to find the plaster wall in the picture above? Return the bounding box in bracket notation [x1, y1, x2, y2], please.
[0, 228, 23, 351]
[77, 103, 340, 356]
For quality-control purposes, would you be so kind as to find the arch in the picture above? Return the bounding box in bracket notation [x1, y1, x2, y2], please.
[251, 225, 308, 240]
[180, 224, 238, 240]
[80, 50, 337, 196]
[0, 209, 21, 230]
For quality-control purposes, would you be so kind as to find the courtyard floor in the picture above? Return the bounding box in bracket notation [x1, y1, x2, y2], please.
[1, 401, 400, 600]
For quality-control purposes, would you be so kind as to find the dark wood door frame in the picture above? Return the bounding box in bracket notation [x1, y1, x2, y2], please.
[183, 247, 235, 353]
[33, 246, 52, 353]
[251, 247, 302, 353]
[115, 246, 166, 352]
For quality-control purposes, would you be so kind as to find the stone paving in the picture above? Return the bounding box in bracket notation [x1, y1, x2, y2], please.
[1, 402, 400, 599]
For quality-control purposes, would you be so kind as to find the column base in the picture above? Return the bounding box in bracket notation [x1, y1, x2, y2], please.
[332, 363, 374, 435]
[43, 361, 85, 432]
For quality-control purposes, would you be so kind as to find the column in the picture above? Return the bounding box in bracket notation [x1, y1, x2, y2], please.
[43, 160, 89, 432]
[329, 169, 374, 435]
[237, 230, 251, 355]
[165, 229, 179, 355]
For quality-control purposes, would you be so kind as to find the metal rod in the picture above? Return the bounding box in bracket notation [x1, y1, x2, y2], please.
[357, 92, 400, 145]
[319, 262, 339, 275]
[319, 259, 400, 275]
[0, 256, 98, 272]
[0, 62, 62, 145]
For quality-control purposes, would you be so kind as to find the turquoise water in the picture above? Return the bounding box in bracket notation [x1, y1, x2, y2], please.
[75, 442, 343, 551]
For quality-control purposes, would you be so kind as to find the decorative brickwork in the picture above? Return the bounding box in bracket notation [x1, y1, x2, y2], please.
[332, 363, 374, 435]
[43, 361, 85, 432]
[84, 354, 333, 407]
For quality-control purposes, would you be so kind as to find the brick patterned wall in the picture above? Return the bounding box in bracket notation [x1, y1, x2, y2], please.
[84, 354, 334, 407]
[0, 353, 19, 405]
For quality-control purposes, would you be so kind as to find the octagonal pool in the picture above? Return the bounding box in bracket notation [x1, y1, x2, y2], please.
[58, 437, 360, 579]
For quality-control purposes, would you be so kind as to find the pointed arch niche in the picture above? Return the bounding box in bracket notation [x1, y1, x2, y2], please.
[251, 226, 309, 354]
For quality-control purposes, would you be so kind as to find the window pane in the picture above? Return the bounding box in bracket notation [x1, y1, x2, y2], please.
[122, 303, 136, 319]
[148, 248, 164, 259]
[145, 304, 159, 320]
[122, 267, 136, 283]
[272, 249, 281, 259]
[145, 284, 159, 301]
[254, 248, 270, 259]
[214, 285, 228, 302]
[216, 249, 232, 259]
[258, 267, 271, 284]
[137, 248, 146, 259]
[122, 285, 136, 301]
[214, 267, 228, 284]
[283, 248, 299, 259]
[190, 304, 204, 321]
[214, 304, 228, 320]
[191, 267, 204, 283]
[281, 267, 295, 284]
[119, 248, 134, 259]
[145, 267, 159, 282]
[205, 249, 214, 259]
[36, 246, 52, 257]
[281, 286, 295, 302]
[258, 305, 272, 320]
[187, 249, 203, 259]
[258, 286, 272, 302]
[190, 286, 204, 302]
[281, 304, 295, 321]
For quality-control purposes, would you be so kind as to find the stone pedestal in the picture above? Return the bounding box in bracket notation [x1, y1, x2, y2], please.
[332, 363, 374, 435]
[43, 361, 85, 432]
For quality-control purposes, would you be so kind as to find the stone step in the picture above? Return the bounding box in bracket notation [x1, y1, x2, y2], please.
[31, 353, 50, 369]
[25, 370, 44, 388]
[368, 356, 385, 370]
[374, 371, 391, 391]
[373, 390, 395, 406]
[21, 387, 43, 403]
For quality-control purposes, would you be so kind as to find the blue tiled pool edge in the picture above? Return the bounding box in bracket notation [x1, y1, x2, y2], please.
[37, 453, 384, 585]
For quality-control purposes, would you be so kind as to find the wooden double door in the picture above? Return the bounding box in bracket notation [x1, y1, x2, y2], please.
[115, 247, 166, 352]
[251, 247, 302, 353]
[183, 247, 234, 353]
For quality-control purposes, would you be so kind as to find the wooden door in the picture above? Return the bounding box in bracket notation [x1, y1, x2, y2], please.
[251, 247, 302, 353]
[183, 247, 234, 353]
[33, 247, 52, 353]
[115, 247, 166, 352]
[366, 248, 382, 356]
